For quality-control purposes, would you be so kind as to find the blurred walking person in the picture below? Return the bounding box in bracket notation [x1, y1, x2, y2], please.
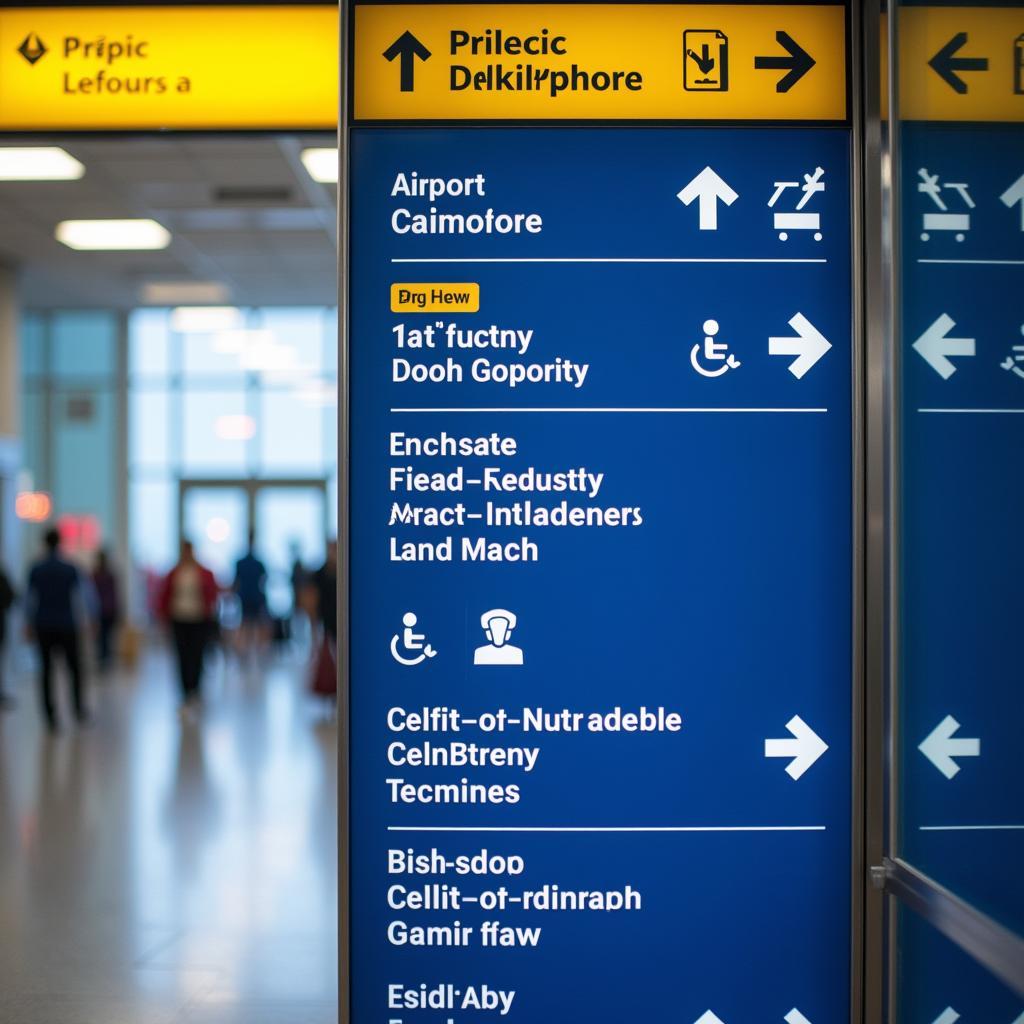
[232, 531, 268, 658]
[159, 540, 218, 719]
[25, 528, 88, 732]
[307, 539, 338, 703]
[91, 549, 121, 671]
[0, 564, 15, 710]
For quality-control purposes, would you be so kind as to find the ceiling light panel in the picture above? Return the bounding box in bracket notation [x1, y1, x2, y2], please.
[56, 219, 171, 251]
[0, 147, 85, 181]
[300, 148, 338, 184]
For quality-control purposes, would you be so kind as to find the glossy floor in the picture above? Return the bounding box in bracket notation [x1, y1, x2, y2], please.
[0, 642, 338, 1024]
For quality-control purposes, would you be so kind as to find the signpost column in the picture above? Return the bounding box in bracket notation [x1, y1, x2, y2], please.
[343, 4, 857, 1020]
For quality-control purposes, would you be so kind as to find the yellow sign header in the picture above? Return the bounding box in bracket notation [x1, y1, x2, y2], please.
[0, 6, 337, 130]
[353, 3, 848, 122]
[899, 8, 1024, 123]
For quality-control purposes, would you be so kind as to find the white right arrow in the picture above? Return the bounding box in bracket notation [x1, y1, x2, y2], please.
[765, 715, 829, 780]
[931, 1008, 960, 1024]
[1000, 172, 1024, 230]
[919, 716, 980, 779]
[695, 1012, 727, 1024]
[677, 167, 739, 230]
[768, 312, 832, 379]
[785, 1010, 814, 1024]
[913, 313, 976, 379]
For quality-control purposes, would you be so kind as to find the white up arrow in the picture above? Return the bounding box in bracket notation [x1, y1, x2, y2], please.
[919, 716, 980, 779]
[1000, 172, 1024, 230]
[913, 313, 976, 379]
[695, 1012, 727, 1024]
[931, 1008, 960, 1024]
[677, 167, 739, 230]
[765, 716, 828, 780]
[768, 312, 832, 379]
[785, 1010, 814, 1024]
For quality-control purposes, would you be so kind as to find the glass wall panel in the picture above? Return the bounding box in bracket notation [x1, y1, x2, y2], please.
[51, 311, 116, 380]
[259, 390, 324, 475]
[181, 390, 251, 475]
[52, 387, 116, 543]
[129, 390, 172, 469]
[894, 10, 1024, 936]
[130, 478, 177, 572]
[897, 908, 1024, 1024]
[256, 307, 326, 375]
[129, 309, 172, 378]
[21, 312, 47, 378]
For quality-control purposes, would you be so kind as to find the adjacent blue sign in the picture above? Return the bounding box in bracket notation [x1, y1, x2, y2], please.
[900, 123, 1024, 935]
[348, 126, 853, 1022]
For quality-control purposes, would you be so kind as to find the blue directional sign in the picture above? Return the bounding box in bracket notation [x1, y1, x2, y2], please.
[899, 122, 1024, 935]
[346, 6, 855, 1022]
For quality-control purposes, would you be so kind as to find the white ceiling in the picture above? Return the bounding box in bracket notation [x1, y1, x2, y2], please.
[0, 134, 338, 308]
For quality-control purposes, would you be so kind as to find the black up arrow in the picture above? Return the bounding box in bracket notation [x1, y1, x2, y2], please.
[383, 31, 432, 92]
[929, 32, 988, 94]
[754, 31, 815, 93]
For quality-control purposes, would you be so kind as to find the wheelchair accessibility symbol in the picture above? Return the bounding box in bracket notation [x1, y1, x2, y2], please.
[690, 319, 741, 378]
[390, 612, 438, 666]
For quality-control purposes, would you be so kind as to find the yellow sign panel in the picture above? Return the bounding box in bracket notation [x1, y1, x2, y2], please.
[899, 8, 1024, 123]
[0, 6, 337, 130]
[391, 282, 481, 312]
[353, 4, 848, 122]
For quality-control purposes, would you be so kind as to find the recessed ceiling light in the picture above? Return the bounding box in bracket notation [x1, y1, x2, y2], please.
[300, 147, 338, 184]
[0, 147, 85, 181]
[141, 281, 231, 305]
[171, 306, 243, 333]
[56, 219, 171, 251]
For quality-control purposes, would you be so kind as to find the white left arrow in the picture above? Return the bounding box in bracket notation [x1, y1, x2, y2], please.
[919, 716, 980, 779]
[677, 167, 739, 230]
[769, 313, 832, 379]
[765, 716, 828, 780]
[785, 1010, 814, 1024]
[913, 313, 975, 380]
[1000, 172, 1024, 230]
[931, 1008, 960, 1024]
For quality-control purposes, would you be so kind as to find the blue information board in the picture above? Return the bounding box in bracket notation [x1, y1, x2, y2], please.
[900, 122, 1024, 936]
[347, 121, 854, 1022]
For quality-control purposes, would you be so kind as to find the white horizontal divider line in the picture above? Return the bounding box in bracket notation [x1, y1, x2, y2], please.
[387, 825, 827, 833]
[918, 258, 1024, 266]
[391, 407, 829, 414]
[391, 256, 828, 264]
[919, 408, 1024, 415]
[920, 825, 1024, 832]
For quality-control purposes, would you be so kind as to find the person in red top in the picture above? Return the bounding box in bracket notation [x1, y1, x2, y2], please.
[158, 540, 219, 717]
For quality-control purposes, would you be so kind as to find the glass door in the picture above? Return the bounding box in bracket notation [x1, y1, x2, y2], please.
[180, 484, 249, 584]
[253, 484, 327, 617]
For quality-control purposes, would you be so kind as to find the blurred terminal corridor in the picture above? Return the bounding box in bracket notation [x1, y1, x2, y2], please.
[0, 632, 338, 1024]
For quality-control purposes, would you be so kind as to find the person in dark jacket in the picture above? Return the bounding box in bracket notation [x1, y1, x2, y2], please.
[0, 565, 15, 710]
[25, 528, 88, 732]
[91, 549, 121, 670]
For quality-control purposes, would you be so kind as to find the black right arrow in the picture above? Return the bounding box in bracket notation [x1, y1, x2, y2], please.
[383, 30, 432, 93]
[929, 32, 988, 95]
[754, 31, 815, 93]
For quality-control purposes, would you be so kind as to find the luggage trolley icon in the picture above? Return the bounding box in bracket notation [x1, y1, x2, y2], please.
[768, 166, 825, 241]
[918, 168, 974, 242]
